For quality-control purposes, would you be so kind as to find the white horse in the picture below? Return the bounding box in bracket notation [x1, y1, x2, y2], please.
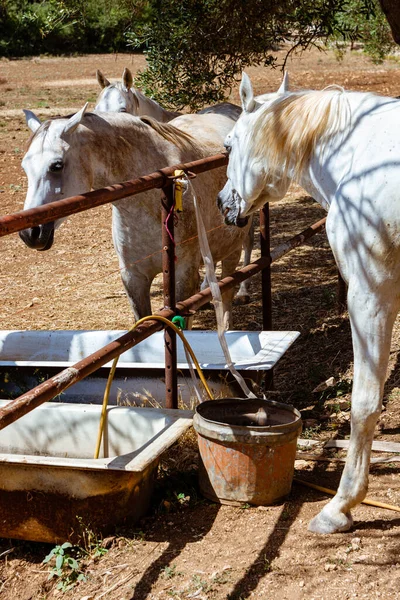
[218, 72, 400, 533]
[95, 67, 251, 304]
[95, 68, 242, 122]
[95, 68, 181, 122]
[19, 107, 250, 327]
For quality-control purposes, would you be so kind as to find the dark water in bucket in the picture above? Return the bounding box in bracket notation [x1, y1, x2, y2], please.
[195, 398, 298, 428]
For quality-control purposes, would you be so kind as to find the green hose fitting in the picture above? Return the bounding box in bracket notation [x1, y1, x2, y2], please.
[171, 315, 186, 330]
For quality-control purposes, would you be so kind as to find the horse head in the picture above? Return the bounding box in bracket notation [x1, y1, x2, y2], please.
[94, 68, 139, 115]
[20, 104, 91, 251]
[217, 73, 291, 227]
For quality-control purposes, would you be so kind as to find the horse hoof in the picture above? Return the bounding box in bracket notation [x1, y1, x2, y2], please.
[233, 294, 251, 306]
[308, 508, 353, 534]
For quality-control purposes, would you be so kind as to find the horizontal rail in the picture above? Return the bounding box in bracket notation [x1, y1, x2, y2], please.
[271, 217, 327, 262]
[0, 153, 228, 238]
[0, 215, 326, 431]
[177, 217, 327, 314]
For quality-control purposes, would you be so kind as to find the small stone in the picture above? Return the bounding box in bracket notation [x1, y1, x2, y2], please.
[325, 398, 350, 411]
[299, 580, 305, 587]
[295, 460, 311, 469]
[324, 563, 337, 572]
[351, 537, 361, 551]
[353, 554, 369, 564]
[312, 377, 336, 393]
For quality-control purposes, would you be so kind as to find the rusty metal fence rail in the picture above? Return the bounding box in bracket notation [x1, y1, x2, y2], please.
[0, 152, 333, 429]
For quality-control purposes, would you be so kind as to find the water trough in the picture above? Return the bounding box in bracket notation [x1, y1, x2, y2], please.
[0, 400, 193, 543]
[0, 329, 300, 405]
[0, 328, 299, 542]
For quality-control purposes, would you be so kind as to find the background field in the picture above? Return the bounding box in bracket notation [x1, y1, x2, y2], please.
[1, 47, 400, 599]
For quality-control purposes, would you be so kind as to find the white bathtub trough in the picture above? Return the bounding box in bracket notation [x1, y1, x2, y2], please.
[0, 400, 193, 543]
[0, 329, 300, 405]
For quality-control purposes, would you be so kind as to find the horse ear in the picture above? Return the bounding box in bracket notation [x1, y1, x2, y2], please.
[62, 103, 89, 136]
[277, 71, 289, 94]
[122, 67, 133, 90]
[23, 109, 41, 133]
[240, 72, 256, 113]
[96, 69, 110, 89]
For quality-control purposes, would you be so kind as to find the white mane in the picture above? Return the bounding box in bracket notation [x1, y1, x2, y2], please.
[252, 88, 352, 180]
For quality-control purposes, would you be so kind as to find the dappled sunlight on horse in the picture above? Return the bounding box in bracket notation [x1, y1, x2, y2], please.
[218, 72, 400, 533]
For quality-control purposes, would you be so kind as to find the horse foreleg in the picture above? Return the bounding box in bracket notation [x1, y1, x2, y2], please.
[220, 248, 242, 329]
[120, 270, 152, 322]
[234, 216, 255, 305]
[176, 264, 201, 329]
[308, 285, 399, 534]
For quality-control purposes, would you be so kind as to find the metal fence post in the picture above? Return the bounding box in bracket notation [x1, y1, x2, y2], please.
[260, 204, 272, 330]
[259, 203, 273, 391]
[161, 184, 178, 409]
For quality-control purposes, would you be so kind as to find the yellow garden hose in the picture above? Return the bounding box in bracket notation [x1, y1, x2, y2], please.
[294, 478, 400, 513]
[94, 315, 214, 459]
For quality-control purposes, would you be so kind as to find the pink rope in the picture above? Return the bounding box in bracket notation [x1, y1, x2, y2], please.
[164, 202, 178, 262]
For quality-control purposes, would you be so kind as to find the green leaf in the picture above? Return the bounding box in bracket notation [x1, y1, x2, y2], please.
[55, 554, 64, 571]
[42, 548, 56, 564]
[61, 542, 73, 549]
[66, 557, 79, 570]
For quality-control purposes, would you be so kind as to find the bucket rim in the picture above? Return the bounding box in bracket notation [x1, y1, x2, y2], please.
[194, 397, 302, 432]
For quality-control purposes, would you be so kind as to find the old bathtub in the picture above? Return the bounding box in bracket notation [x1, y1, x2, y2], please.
[0, 329, 299, 405]
[0, 400, 193, 543]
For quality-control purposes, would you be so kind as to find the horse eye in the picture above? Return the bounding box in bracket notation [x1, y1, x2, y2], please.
[49, 160, 64, 173]
[119, 108, 127, 113]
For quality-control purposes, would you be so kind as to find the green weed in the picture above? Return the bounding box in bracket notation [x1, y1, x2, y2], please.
[302, 424, 321, 439]
[43, 542, 86, 592]
[161, 564, 182, 579]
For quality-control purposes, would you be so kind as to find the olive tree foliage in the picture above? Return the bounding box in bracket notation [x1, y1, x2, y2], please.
[0, 0, 397, 108]
[378, 0, 400, 44]
[0, 0, 148, 55]
[128, 0, 391, 110]
[330, 0, 396, 62]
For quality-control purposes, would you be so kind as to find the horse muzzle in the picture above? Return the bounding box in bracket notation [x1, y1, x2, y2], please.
[217, 186, 249, 228]
[19, 222, 55, 251]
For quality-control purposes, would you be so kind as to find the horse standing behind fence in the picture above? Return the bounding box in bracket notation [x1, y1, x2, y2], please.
[217, 72, 400, 533]
[95, 67, 242, 122]
[95, 67, 252, 304]
[19, 107, 250, 327]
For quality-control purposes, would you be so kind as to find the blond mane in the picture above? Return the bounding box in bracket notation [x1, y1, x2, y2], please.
[139, 116, 198, 152]
[253, 88, 350, 180]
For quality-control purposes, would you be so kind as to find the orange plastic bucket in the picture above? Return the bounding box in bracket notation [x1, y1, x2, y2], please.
[193, 398, 302, 506]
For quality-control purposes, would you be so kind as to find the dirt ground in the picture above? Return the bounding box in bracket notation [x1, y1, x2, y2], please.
[2, 46, 400, 599]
